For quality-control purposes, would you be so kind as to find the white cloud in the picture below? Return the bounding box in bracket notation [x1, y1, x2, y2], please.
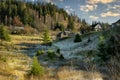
[101, 11, 120, 17]
[80, 0, 117, 13]
[87, 0, 115, 4]
[80, 4, 97, 12]
[65, 5, 74, 14]
[90, 15, 99, 20]
[43, 0, 55, 4]
[59, 0, 64, 2]
[65, 9, 70, 14]
[112, 5, 120, 9]
[44, 0, 51, 3]
[107, 5, 120, 10]
[44, 0, 64, 3]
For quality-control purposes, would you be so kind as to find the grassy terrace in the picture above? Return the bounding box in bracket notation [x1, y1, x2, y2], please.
[0, 52, 31, 80]
[0, 33, 104, 80]
[0, 35, 43, 51]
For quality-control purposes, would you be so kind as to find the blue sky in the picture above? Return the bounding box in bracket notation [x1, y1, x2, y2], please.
[28, 0, 120, 24]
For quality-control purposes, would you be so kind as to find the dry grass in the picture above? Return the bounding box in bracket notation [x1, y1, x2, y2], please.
[0, 34, 43, 51]
[10, 35, 43, 44]
[56, 67, 103, 80]
[26, 66, 103, 80]
[0, 52, 31, 80]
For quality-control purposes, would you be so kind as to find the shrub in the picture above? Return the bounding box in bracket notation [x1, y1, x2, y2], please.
[30, 56, 44, 76]
[56, 48, 60, 54]
[0, 57, 7, 62]
[47, 50, 56, 59]
[0, 25, 11, 41]
[74, 34, 82, 43]
[83, 50, 96, 72]
[36, 50, 44, 56]
[59, 54, 64, 59]
[42, 42, 52, 46]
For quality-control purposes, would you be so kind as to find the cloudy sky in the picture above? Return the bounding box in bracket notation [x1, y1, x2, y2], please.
[29, 0, 120, 24]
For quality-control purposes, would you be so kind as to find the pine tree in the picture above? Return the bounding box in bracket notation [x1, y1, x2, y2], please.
[97, 34, 120, 80]
[74, 34, 82, 43]
[30, 56, 44, 76]
[43, 27, 51, 43]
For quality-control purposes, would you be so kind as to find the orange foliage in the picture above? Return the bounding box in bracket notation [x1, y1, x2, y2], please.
[13, 16, 23, 26]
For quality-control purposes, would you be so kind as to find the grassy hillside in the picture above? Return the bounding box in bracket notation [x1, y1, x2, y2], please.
[0, 26, 119, 80]
[0, 34, 104, 80]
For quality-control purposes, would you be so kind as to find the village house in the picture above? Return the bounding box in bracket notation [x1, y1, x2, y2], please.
[94, 24, 102, 31]
[12, 26, 24, 34]
[56, 31, 75, 40]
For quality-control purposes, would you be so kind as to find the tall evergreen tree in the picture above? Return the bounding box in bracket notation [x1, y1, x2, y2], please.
[43, 27, 51, 43]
